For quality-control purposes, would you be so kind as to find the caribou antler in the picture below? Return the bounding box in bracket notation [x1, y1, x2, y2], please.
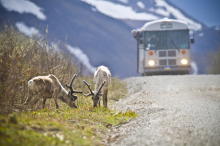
[83, 80, 94, 97]
[97, 81, 106, 95]
[83, 80, 106, 97]
[66, 74, 83, 100]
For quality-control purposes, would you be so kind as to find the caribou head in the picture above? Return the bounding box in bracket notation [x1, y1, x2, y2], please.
[83, 80, 106, 108]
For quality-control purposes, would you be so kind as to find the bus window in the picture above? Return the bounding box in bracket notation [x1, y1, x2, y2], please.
[145, 31, 166, 50]
[167, 30, 189, 49]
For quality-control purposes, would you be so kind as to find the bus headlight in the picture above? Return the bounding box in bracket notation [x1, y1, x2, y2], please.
[148, 60, 155, 66]
[181, 59, 188, 65]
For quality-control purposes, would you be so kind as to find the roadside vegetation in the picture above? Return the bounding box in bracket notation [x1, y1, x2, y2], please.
[207, 46, 220, 74]
[0, 25, 137, 145]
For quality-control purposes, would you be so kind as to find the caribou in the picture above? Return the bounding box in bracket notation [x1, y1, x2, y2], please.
[83, 66, 111, 108]
[24, 74, 82, 109]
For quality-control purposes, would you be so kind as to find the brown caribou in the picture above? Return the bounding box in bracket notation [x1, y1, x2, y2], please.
[24, 74, 82, 109]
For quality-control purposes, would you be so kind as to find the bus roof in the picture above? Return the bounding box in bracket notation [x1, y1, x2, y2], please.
[141, 18, 189, 31]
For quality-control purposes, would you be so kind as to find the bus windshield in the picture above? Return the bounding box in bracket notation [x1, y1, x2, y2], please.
[144, 30, 189, 50]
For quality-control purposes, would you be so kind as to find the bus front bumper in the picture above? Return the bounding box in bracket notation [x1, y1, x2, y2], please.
[144, 65, 191, 73]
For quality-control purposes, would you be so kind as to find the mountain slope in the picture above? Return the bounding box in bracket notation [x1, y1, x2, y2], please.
[0, 0, 219, 77]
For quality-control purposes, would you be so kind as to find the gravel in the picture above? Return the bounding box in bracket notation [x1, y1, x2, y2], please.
[107, 75, 220, 146]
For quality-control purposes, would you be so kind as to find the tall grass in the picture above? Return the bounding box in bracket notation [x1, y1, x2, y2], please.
[0, 25, 79, 114]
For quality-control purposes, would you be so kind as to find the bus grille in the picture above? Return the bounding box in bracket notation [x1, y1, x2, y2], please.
[168, 59, 176, 65]
[159, 51, 176, 57]
[168, 51, 176, 57]
[159, 59, 167, 66]
[159, 59, 176, 66]
[159, 51, 166, 57]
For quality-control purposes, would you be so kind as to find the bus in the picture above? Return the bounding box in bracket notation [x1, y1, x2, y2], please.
[132, 18, 194, 75]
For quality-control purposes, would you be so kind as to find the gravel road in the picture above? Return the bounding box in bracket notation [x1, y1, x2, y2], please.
[108, 75, 220, 146]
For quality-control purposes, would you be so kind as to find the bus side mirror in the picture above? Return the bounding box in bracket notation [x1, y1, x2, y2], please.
[189, 30, 195, 44]
[139, 39, 143, 44]
[138, 32, 143, 44]
[139, 32, 143, 38]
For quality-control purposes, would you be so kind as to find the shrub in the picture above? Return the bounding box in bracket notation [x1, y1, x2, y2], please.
[0, 25, 78, 114]
[207, 46, 220, 74]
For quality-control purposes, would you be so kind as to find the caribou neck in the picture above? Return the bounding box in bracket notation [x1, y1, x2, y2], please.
[58, 87, 70, 103]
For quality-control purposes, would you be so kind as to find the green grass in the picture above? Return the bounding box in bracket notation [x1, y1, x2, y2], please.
[0, 78, 137, 146]
[0, 104, 137, 146]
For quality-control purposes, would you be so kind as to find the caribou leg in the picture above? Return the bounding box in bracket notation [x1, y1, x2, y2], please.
[53, 89, 59, 109]
[42, 98, 47, 109]
[29, 89, 46, 106]
[103, 89, 108, 108]
[24, 88, 33, 105]
[54, 97, 59, 109]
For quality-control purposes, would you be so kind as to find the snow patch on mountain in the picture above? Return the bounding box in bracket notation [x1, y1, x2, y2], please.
[198, 33, 204, 37]
[155, 0, 202, 30]
[82, 0, 202, 31]
[81, 0, 159, 21]
[149, 7, 170, 17]
[91, 7, 97, 12]
[67, 45, 96, 73]
[118, 0, 128, 4]
[190, 62, 198, 75]
[0, 0, 46, 20]
[137, 2, 145, 9]
[15, 22, 41, 37]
